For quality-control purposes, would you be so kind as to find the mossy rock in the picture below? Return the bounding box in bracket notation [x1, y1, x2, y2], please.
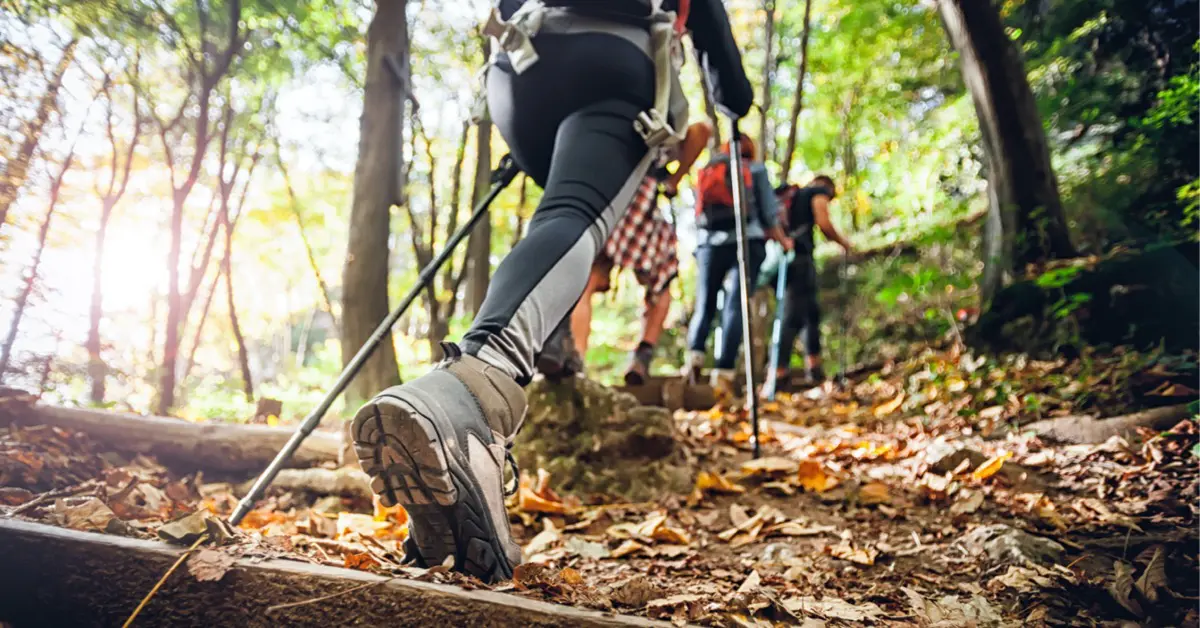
[515, 377, 691, 501]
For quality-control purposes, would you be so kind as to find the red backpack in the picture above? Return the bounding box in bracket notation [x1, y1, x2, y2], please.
[695, 152, 754, 230]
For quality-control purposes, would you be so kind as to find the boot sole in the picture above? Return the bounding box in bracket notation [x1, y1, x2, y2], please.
[351, 394, 515, 583]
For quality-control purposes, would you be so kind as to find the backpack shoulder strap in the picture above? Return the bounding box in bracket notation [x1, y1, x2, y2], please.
[674, 0, 690, 34]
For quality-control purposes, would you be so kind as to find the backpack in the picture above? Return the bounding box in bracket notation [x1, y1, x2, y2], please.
[695, 153, 754, 230]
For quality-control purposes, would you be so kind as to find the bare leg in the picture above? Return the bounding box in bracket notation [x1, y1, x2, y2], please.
[640, 290, 671, 345]
[570, 263, 606, 356]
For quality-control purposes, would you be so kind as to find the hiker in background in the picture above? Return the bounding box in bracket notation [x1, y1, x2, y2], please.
[684, 136, 791, 389]
[539, 122, 713, 385]
[770, 175, 854, 385]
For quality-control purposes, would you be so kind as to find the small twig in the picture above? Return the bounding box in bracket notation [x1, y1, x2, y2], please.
[265, 578, 394, 614]
[122, 533, 209, 628]
[6, 481, 98, 517]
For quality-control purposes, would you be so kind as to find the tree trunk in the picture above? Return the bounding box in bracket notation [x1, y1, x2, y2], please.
[86, 200, 116, 401]
[778, 0, 814, 178]
[936, 0, 1075, 276]
[277, 146, 335, 317]
[222, 208, 253, 401]
[181, 266, 221, 385]
[341, 0, 407, 405]
[466, 120, 493, 316]
[0, 146, 76, 376]
[839, 87, 860, 229]
[0, 39, 77, 230]
[757, 0, 777, 157]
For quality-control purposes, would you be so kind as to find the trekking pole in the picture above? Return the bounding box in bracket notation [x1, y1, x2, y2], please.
[230, 154, 521, 527]
[727, 123, 761, 458]
[838, 248, 850, 388]
[763, 242, 791, 401]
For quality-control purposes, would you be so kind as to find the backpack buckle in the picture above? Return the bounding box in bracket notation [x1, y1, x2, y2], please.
[634, 109, 673, 148]
[482, 6, 542, 74]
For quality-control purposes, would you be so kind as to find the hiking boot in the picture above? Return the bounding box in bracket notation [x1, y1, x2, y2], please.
[805, 364, 827, 385]
[623, 342, 655, 386]
[535, 320, 583, 381]
[350, 343, 525, 583]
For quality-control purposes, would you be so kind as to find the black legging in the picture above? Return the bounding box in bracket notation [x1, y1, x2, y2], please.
[775, 254, 821, 370]
[459, 33, 656, 385]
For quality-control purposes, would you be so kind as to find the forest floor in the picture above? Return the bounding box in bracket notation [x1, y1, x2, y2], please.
[1, 343, 1197, 627]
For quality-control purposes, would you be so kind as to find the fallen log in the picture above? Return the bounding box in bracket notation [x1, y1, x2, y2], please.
[0, 518, 664, 627]
[1021, 404, 1193, 444]
[0, 399, 343, 474]
[235, 467, 373, 501]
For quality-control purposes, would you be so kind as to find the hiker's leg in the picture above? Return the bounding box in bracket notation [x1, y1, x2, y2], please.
[775, 260, 805, 376]
[715, 240, 766, 370]
[351, 32, 655, 584]
[641, 290, 671, 346]
[570, 263, 607, 356]
[686, 245, 725, 356]
[798, 260, 823, 376]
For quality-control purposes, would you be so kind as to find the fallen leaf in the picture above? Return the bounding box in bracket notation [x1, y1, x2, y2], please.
[741, 456, 799, 476]
[857, 482, 891, 506]
[873, 392, 905, 418]
[918, 472, 953, 502]
[762, 481, 797, 496]
[610, 575, 663, 607]
[1030, 495, 1068, 531]
[796, 461, 837, 493]
[336, 512, 393, 539]
[986, 565, 1057, 592]
[783, 596, 884, 622]
[1135, 545, 1168, 604]
[767, 521, 837, 537]
[729, 503, 750, 527]
[524, 518, 562, 557]
[58, 497, 118, 532]
[950, 490, 985, 515]
[612, 539, 650, 559]
[518, 486, 567, 514]
[1107, 561, 1145, 618]
[695, 471, 746, 495]
[158, 511, 211, 545]
[827, 540, 878, 566]
[971, 451, 1013, 481]
[737, 570, 761, 594]
[646, 593, 704, 610]
[187, 549, 236, 582]
[343, 552, 380, 571]
[558, 567, 584, 585]
[564, 537, 611, 559]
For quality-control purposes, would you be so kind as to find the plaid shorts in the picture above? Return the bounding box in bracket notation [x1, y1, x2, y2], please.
[601, 176, 679, 306]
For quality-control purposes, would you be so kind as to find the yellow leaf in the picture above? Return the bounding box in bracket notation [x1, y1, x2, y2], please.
[796, 460, 838, 493]
[971, 452, 1013, 481]
[694, 471, 746, 495]
[858, 482, 891, 506]
[266, 415, 280, 427]
[741, 456, 800, 476]
[612, 539, 649, 558]
[652, 525, 692, 545]
[873, 392, 905, 418]
[518, 486, 567, 514]
[559, 567, 584, 585]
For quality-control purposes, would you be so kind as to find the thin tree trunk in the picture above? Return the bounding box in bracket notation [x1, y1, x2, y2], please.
[341, 0, 407, 404]
[223, 222, 253, 400]
[512, 174, 529, 249]
[181, 266, 221, 384]
[757, 0, 777, 157]
[89, 75, 144, 403]
[779, 0, 814, 178]
[465, 118, 493, 317]
[276, 144, 334, 317]
[0, 146, 77, 375]
[936, 0, 1075, 280]
[840, 87, 860, 229]
[0, 39, 77, 230]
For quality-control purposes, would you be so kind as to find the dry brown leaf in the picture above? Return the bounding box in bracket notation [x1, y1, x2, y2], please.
[187, 549, 236, 582]
[1135, 545, 1168, 603]
[1031, 495, 1068, 531]
[612, 539, 650, 559]
[58, 497, 118, 532]
[796, 461, 837, 493]
[336, 512, 392, 539]
[559, 567, 584, 585]
[652, 525, 692, 545]
[610, 575, 663, 607]
[1107, 561, 1145, 618]
[827, 540, 878, 566]
[783, 596, 884, 622]
[762, 481, 797, 496]
[950, 490, 985, 515]
[918, 472, 953, 502]
[767, 521, 837, 537]
[729, 503, 750, 527]
[971, 452, 1013, 481]
[737, 570, 762, 594]
[741, 456, 800, 476]
[858, 482, 891, 506]
[524, 518, 561, 557]
[343, 551, 381, 571]
[873, 392, 905, 418]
